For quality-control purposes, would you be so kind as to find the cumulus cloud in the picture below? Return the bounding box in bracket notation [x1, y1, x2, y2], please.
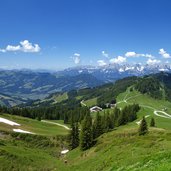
[71, 53, 81, 64]
[159, 48, 170, 58]
[102, 51, 109, 58]
[6, 45, 21, 51]
[110, 56, 126, 64]
[0, 40, 40, 53]
[147, 59, 161, 65]
[20, 40, 40, 52]
[125, 51, 153, 58]
[97, 60, 107, 66]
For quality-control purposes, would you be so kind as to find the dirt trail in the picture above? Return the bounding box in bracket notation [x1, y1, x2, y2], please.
[41, 120, 71, 130]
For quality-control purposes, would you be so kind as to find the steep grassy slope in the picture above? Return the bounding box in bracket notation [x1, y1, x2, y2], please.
[0, 114, 70, 171]
[0, 132, 67, 171]
[57, 129, 171, 171]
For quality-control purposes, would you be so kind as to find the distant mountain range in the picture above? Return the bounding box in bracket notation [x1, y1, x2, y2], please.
[0, 63, 171, 106]
[58, 63, 171, 82]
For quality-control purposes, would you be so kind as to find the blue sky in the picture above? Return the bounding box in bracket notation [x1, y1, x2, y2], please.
[0, 0, 171, 70]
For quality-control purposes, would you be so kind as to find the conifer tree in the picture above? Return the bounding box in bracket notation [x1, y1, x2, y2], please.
[117, 111, 125, 126]
[113, 107, 120, 126]
[150, 117, 155, 127]
[139, 116, 148, 135]
[80, 114, 93, 150]
[109, 113, 115, 129]
[102, 111, 111, 132]
[74, 122, 79, 147]
[92, 112, 103, 139]
[69, 122, 79, 149]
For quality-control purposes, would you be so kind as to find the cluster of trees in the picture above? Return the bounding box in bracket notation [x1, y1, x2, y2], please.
[69, 104, 140, 150]
[0, 105, 90, 125]
[135, 77, 162, 99]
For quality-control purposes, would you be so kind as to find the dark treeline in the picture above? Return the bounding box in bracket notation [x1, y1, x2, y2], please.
[69, 104, 140, 150]
[135, 76, 163, 99]
[0, 105, 90, 124]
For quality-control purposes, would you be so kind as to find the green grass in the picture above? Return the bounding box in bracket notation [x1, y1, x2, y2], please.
[0, 133, 67, 171]
[0, 113, 69, 136]
[76, 96, 83, 100]
[54, 92, 68, 103]
[55, 129, 171, 171]
[84, 98, 97, 107]
[116, 88, 171, 130]
[1, 88, 171, 171]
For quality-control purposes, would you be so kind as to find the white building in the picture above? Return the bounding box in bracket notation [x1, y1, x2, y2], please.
[90, 106, 103, 112]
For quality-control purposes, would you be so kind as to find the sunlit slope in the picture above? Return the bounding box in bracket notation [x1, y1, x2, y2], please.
[0, 113, 69, 136]
[116, 88, 171, 130]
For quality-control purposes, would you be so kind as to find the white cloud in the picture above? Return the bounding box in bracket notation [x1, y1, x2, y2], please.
[102, 51, 109, 58]
[125, 52, 137, 57]
[6, 45, 20, 51]
[0, 40, 41, 53]
[110, 56, 126, 64]
[72, 53, 81, 64]
[97, 60, 107, 66]
[20, 40, 40, 52]
[159, 48, 170, 58]
[145, 54, 153, 58]
[125, 51, 153, 58]
[147, 59, 161, 65]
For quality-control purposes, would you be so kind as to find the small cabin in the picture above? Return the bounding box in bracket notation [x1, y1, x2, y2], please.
[90, 106, 103, 112]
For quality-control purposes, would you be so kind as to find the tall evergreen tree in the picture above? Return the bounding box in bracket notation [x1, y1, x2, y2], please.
[117, 111, 126, 126]
[69, 122, 79, 149]
[113, 107, 120, 126]
[109, 113, 115, 129]
[150, 117, 155, 127]
[139, 116, 148, 135]
[80, 114, 93, 151]
[74, 122, 79, 147]
[92, 112, 103, 139]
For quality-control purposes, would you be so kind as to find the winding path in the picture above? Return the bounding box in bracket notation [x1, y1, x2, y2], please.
[116, 91, 171, 120]
[41, 120, 71, 130]
[81, 100, 87, 106]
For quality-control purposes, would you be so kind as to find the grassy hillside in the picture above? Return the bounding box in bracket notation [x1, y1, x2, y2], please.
[57, 129, 171, 171]
[0, 93, 28, 107]
[0, 114, 70, 171]
[116, 88, 171, 130]
[1, 73, 171, 171]
[83, 98, 97, 107]
[0, 114, 69, 136]
[0, 132, 67, 171]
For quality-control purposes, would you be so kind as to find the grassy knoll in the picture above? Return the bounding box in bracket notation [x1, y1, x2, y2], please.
[0, 113, 69, 136]
[84, 97, 97, 107]
[54, 92, 68, 103]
